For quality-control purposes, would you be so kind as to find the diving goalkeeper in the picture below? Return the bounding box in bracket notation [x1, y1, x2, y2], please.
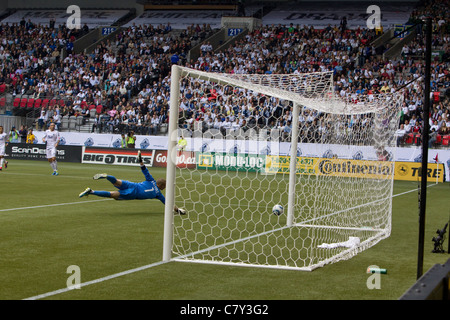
[79, 151, 185, 214]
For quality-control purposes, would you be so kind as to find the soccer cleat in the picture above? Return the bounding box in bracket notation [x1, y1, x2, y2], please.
[52, 171, 55, 175]
[79, 187, 92, 198]
[93, 173, 107, 180]
[54, 171, 59, 176]
[4, 161, 7, 169]
[137, 150, 142, 163]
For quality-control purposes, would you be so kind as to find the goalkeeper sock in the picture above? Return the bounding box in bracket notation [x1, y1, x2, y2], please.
[106, 175, 117, 184]
[91, 191, 111, 198]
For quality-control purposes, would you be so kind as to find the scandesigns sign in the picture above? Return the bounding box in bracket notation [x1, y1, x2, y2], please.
[6, 143, 81, 162]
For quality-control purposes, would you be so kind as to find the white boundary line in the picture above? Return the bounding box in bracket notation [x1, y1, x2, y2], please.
[23, 260, 170, 300]
[0, 183, 428, 214]
[22, 182, 438, 300]
[0, 199, 112, 213]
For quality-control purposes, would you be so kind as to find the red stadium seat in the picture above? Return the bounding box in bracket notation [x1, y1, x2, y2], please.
[436, 134, 442, 145]
[0, 97, 5, 107]
[27, 98, 35, 109]
[41, 99, 49, 108]
[20, 98, 27, 108]
[442, 135, 449, 146]
[96, 105, 103, 114]
[405, 133, 414, 144]
[49, 99, 57, 106]
[0, 83, 6, 93]
[34, 99, 42, 109]
[13, 97, 20, 107]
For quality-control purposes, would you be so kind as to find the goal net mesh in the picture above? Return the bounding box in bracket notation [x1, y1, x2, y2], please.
[167, 66, 403, 271]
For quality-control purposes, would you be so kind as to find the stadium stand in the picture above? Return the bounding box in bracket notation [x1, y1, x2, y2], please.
[0, 0, 448, 148]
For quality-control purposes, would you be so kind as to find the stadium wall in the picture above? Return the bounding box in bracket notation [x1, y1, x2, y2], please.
[14, 131, 449, 181]
[196, 152, 445, 182]
[4, 0, 138, 9]
[81, 147, 196, 169]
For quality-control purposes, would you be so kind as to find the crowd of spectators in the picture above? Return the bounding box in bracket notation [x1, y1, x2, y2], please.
[0, 0, 449, 148]
[176, 0, 450, 148]
[393, 0, 450, 146]
[0, 19, 214, 135]
[176, 23, 389, 144]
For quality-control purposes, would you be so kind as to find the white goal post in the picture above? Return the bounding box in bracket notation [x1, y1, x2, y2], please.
[163, 65, 403, 271]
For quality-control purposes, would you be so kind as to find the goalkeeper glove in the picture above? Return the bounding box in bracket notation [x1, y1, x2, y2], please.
[175, 208, 187, 215]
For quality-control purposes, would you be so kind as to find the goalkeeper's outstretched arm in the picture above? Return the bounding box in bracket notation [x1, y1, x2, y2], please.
[137, 151, 153, 181]
[140, 161, 154, 181]
[137, 151, 185, 215]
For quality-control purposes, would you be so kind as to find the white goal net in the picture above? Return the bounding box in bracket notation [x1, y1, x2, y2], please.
[163, 65, 403, 271]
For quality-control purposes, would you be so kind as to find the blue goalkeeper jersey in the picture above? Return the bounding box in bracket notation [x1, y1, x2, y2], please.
[118, 166, 165, 203]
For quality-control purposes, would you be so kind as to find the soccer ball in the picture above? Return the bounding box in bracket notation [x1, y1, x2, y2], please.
[272, 204, 284, 216]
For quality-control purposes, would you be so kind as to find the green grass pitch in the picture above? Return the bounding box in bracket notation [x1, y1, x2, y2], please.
[0, 159, 449, 300]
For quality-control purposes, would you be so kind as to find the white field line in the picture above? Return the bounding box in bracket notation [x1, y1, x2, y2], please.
[23, 260, 170, 300]
[0, 199, 112, 213]
[22, 182, 437, 300]
[1, 182, 428, 214]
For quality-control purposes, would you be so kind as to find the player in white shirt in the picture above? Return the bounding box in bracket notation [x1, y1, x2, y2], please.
[42, 122, 60, 175]
[0, 126, 9, 171]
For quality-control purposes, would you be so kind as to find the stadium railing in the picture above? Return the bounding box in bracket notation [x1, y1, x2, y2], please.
[399, 258, 450, 300]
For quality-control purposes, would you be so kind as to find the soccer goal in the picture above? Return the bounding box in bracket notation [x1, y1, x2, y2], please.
[163, 65, 403, 271]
